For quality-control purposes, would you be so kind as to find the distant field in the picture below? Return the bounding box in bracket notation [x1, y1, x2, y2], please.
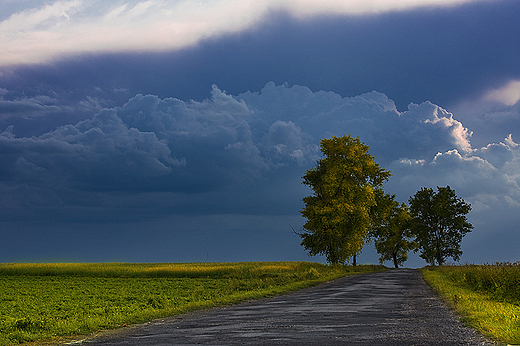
[421, 263, 520, 345]
[0, 262, 385, 345]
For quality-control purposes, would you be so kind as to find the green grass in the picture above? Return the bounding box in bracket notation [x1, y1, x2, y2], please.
[421, 263, 520, 345]
[0, 262, 385, 345]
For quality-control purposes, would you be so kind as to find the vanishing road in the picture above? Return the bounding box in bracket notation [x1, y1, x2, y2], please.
[78, 269, 495, 346]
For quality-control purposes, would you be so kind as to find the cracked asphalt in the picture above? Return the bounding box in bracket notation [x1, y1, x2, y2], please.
[76, 269, 496, 346]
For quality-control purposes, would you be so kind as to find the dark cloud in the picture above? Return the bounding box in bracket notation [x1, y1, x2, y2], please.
[1, 83, 518, 238]
[0, 97, 62, 119]
[1, 0, 520, 112]
[1, 82, 519, 265]
[1, 0, 520, 265]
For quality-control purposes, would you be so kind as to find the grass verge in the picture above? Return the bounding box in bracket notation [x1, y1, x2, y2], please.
[421, 265, 520, 345]
[0, 262, 385, 345]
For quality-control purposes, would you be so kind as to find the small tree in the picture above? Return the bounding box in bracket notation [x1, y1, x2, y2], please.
[298, 135, 391, 265]
[373, 201, 416, 268]
[408, 186, 473, 266]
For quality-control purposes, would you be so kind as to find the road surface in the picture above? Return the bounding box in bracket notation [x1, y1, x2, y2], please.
[75, 269, 496, 345]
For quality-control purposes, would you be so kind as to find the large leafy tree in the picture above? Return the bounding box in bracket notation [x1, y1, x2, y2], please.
[298, 135, 391, 264]
[373, 200, 417, 268]
[409, 186, 473, 266]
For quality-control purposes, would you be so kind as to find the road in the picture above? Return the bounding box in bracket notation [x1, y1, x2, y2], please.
[76, 269, 496, 345]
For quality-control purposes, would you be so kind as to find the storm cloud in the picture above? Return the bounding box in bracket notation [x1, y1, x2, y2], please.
[0, 0, 497, 65]
[2, 0, 520, 114]
[1, 0, 519, 265]
[1, 83, 519, 264]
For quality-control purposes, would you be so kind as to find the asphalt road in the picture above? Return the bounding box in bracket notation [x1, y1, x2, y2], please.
[75, 269, 496, 346]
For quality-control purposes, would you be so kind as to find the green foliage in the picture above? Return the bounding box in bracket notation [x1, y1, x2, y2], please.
[372, 201, 417, 268]
[422, 265, 520, 344]
[299, 135, 391, 264]
[409, 186, 473, 265]
[0, 262, 386, 345]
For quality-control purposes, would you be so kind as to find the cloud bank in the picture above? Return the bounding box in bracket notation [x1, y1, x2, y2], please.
[1, 0, 519, 265]
[2, 82, 520, 264]
[0, 0, 493, 65]
[3, 0, 519, 123]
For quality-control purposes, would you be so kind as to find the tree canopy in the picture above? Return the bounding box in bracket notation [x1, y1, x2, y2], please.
[298, 135, 391, 264]
[408, 186, 473, 266]
[372, 199, 417, 268]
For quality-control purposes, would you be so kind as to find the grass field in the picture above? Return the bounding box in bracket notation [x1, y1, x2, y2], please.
[0, 262, 385, 345]
[421, 263, 520, 345]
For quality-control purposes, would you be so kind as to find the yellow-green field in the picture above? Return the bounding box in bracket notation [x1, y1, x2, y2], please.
[421, 263, 520, 345]
[0, 262, 385, 345]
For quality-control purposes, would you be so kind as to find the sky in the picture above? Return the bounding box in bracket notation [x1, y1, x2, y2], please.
[1, 0, 519, 267]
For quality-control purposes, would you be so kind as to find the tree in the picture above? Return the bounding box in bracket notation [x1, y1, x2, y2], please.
[408, 186, 473, 266]
[298, 135, 391, 265]
[373, 200, 417, 268]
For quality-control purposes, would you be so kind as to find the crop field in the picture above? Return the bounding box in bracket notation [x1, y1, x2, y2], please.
[421, 262, 520, 344]
[0, 262, 385, 345]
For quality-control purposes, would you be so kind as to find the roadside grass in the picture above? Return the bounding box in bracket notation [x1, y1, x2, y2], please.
[421, 263, 520, 345]
[0, 262, 385, 345]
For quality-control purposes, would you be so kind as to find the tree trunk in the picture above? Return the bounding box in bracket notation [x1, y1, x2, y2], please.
[435, 229, 443, 266]
[392, 253, 399, 268]
[436, 247, 443, 266]
[352, 254, 357, 266]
